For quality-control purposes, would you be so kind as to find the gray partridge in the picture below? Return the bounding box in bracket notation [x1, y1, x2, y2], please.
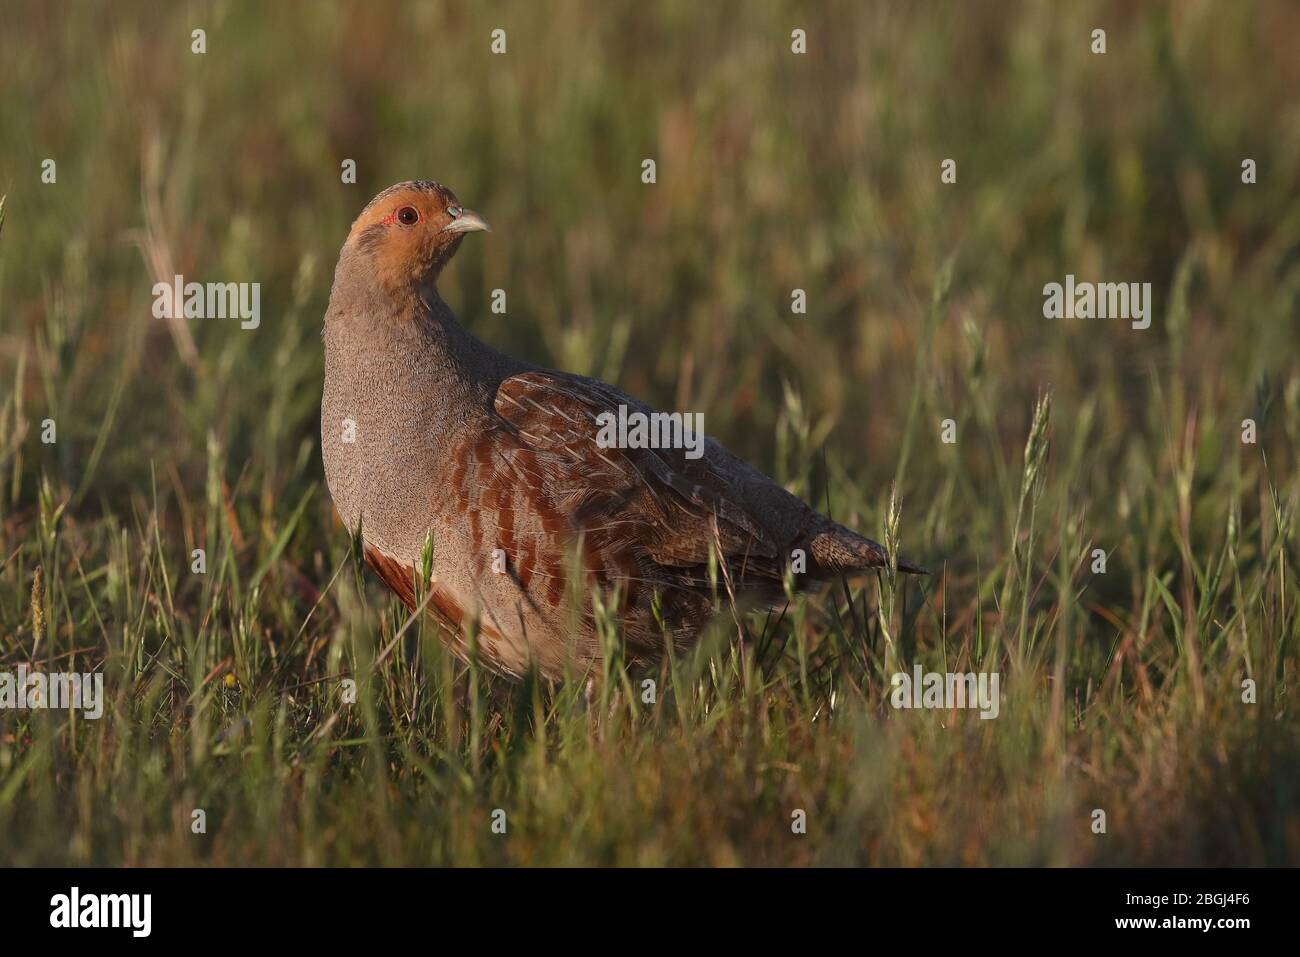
[322, 180, 925, 680]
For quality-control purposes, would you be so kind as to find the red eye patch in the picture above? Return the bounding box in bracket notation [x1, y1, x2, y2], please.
[379, 206, 421, 226]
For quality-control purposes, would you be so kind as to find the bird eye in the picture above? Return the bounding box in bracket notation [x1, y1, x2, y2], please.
[446, 205, 462, 218]
[396, 206, 420, 225]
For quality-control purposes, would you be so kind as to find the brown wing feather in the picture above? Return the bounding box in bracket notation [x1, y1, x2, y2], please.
[485, 371, 787, 654]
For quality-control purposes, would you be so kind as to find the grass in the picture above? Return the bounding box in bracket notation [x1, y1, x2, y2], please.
[0, 0, 1297, 866]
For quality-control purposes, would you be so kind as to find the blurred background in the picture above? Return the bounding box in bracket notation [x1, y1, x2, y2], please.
[0, 1, 1297, 865]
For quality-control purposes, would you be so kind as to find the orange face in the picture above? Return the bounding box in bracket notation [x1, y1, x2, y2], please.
[346, 181, 490, 291]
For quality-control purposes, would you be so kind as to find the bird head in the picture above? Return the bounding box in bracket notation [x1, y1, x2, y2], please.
[345, 180, 490, 292]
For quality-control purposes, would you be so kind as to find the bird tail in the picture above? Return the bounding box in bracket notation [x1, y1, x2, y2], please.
[894, 555, 931, 575]
[809, 525, 929, 576]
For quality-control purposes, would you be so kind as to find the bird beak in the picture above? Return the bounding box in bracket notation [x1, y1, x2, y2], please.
[442, 209, 491, 234]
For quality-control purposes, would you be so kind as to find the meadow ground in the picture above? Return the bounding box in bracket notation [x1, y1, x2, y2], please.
[0, 1, 1297, 866]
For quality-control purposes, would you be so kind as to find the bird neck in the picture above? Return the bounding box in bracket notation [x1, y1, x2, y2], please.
[323, 248, 521, 417]
[416, 285, 524, 401]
